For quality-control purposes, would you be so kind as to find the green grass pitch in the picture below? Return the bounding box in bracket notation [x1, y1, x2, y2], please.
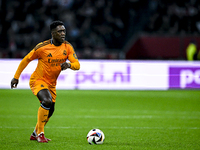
[0, 89, 200, 150]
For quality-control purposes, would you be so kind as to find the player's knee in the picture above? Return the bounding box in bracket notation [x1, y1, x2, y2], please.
[41, 97, 52, 110]
[37, 89, 53, 110]
[44, 98, 52, 106]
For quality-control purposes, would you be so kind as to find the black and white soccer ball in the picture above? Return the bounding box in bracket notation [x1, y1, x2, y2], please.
[87, 129, 105, 145]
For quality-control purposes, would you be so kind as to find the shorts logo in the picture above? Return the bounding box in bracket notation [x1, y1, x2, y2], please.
[41, 84, 44, 87]
[47, 53, 52, 57]
[63, 50, 67, 56]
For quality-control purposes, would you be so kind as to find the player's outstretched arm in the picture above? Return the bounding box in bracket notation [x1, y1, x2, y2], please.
[11, 50, 36, 88]
[11, 78, 19, 89]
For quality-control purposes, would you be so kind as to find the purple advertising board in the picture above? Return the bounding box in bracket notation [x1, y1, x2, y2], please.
[169, 67, 200, 89]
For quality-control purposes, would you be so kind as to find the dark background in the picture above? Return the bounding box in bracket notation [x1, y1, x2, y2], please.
[0, 0, 200, 59]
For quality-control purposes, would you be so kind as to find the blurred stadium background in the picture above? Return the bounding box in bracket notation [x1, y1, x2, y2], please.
[1, 0, 200, 60]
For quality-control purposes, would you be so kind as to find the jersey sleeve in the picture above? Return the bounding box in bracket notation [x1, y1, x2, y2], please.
[68, 45, 80, 70]
[14, 49, 39, 79]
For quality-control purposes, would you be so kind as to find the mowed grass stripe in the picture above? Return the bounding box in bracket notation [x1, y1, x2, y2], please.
[48, 126, 200, 130]
[0, 126, 200, 130]
[0, 114, 199, 119]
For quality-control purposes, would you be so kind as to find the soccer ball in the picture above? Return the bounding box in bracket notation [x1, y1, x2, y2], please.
[87, 129, 105, 145]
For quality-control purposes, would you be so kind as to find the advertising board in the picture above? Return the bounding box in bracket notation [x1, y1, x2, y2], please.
[0, 59, 199, 90]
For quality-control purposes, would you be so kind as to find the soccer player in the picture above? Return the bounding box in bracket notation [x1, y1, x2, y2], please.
[10, 21, 80, 143]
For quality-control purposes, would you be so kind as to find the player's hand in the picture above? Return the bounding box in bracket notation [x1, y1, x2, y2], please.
[11, 78, 19, 89]
[61, 62, 71, 71]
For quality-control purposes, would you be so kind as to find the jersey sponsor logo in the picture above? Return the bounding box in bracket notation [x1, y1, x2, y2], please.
[47, 53, 52, 57]
[41, 84, 44, 87]
[48, 58, 66, 67]
[48, 58, 66, 63]
[63, 50, 67, 56]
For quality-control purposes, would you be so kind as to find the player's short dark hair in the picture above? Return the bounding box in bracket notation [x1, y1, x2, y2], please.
[50, 21, 64, 32]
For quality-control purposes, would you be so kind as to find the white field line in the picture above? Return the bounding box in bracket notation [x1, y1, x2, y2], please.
[0, 126, 199, 130]
[0, 115, 199, 119]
